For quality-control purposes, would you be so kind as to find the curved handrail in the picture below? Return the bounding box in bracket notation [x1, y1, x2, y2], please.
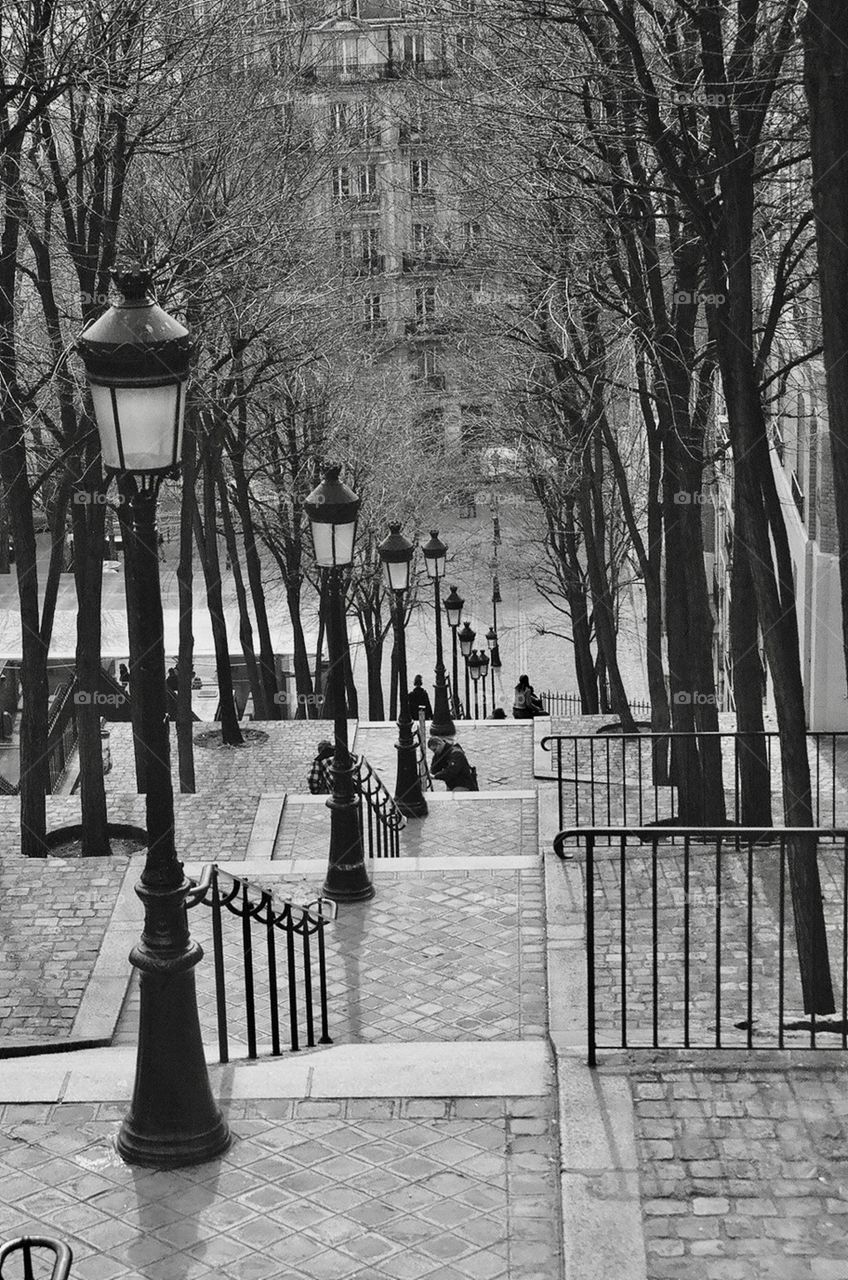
[354, 754, 407, 832]
[0, 1237, 73, 1279]
[186, 863, 337, 926]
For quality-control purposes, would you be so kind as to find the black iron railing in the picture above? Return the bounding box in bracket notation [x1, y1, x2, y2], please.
[355, 754, 405, 856]
[557, 825, 848, 1065]
[46, 677, 79, 792]
[0, 1237, 73, 1279]
[539, 690, 652, 719]
[186, 865, 335, 1064]
[543, 730, 848, 842]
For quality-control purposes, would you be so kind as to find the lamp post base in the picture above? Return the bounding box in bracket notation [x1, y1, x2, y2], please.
[323, 793, 375, 903]
[117, 891, 230, 1167]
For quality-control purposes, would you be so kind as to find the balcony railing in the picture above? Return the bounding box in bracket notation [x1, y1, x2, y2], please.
[361, 317, 388, 332]
[411, 188, 437, 203]
[411, 372, 447, 391]
[351, 254, 385, 277]
[405, 317, 459, 337]
[399, 124, 428, 146]
[402, 251, 457, 273]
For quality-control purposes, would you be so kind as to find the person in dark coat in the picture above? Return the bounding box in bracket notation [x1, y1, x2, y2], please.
[308, 740, 335, 794]
[408, 674, 433, 720]
[428, 735, 477, 792]
[513, 674, 544, 719]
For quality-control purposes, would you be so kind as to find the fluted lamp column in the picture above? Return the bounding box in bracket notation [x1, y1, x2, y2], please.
[422, 530, 456, 739]
[458, 621, 475, 723]
[378, 524, 428, 818]
[443, 585, 464, 720]
[77, 266, 230, 1168]
[305, 466, 374, 903]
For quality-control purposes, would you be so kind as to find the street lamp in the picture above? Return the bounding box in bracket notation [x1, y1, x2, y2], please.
[486, 625, 499, 712]
[443, 585, 464, 719]
[458, 621, 475, 722]
[305, 466, 375, 903]
[479, 648, 490, 718]
[468, 649, 483, 720]
[378, 523, 428, 818]
[422, 530, 456, 738]
[77, 266, 230, 1168]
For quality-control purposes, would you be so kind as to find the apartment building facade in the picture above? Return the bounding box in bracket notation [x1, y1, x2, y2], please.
[282, 0, 497, 456]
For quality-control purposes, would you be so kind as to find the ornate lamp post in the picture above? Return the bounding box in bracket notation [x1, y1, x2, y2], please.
[78, 267, 230, 1168]
[468, 649, 483, 720]
[443, 585, 464, 719]
[485, 625, 499, 713]
[479, 648, 490, 718]
[305, 467, 374, 903]
[378, 524, 428, 818]
[458, 621, 475, 722]
[422, 530, 455, 738]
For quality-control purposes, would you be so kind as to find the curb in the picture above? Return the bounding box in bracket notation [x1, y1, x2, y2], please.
[543, 848, 649, 1280]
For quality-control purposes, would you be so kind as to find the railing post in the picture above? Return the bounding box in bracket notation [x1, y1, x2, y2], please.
[587, 834, 596, 1068]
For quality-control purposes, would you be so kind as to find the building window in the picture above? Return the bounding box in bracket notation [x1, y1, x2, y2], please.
[456, 32, 474, 62]
[415, 286, 436, 322]
[461, 404, 487, 448]
[418, 349, 440, 378]
[338, 35, 358, 73]
[355, 101, 380, 140]
[410, 158, 431, 193]
[364, 294, 383, 324]
[332, 166, 351, 199]
[413, 222, 434, 254]
[335, 229, 354, 261]
[330, 101, 347, 133]
[361, 226, 381, 265]
[403, 33, 426, 64]
[461, 220, 482, 250]
[358, 164, 378, 197]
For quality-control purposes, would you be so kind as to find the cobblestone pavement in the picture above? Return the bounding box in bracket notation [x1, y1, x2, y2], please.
[574, 839, 848, 1049]
[104, 722, 338, 795]
[0, 853, 129, 1048]
[0, 1094, 560, 1280]
[114, 868, 547, 1051]
[354, 724, 535, 792]
[632, 1067, 848, 1280]
[275, 797, 537, 862]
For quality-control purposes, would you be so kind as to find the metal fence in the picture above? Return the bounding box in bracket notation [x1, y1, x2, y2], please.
[0, 1237, 73, 1279]
[542, 730, 848, 841]
[556, 825, 848, 1065]
[540, 690, 653, 719]
[355, 754, 405, 856]
[186, 864, 335, 1064]
[46, 676, 80, 793]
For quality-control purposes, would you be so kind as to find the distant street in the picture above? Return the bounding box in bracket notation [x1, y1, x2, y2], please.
[0, 487, 650, 719]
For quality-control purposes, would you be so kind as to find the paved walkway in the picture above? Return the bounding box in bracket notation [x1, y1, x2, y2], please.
[0, 720, 564, 1280]
[4, 717, 848, 1278]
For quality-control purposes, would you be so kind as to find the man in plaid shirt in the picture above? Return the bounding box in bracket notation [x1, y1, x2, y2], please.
[308, 740, 335, 794]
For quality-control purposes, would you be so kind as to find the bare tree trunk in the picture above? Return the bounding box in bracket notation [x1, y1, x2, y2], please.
[364, 636, 385, 720]
[730, 526, 772, 827]
[193, 465, 243, 745]
[71, 455, 111, 856]
[218, 474, 265, 718]
[231, 463, 279, 717]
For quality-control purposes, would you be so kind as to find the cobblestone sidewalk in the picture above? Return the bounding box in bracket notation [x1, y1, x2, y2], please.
[633, 1066, 848, 1280]
[0, 1095, 561, 1280]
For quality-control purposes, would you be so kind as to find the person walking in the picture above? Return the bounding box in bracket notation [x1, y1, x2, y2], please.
[513, 674, 544, 719]
[307, 740, 335, 795]
[428, 735, 478, 792]
[408, 674, 433, 720]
